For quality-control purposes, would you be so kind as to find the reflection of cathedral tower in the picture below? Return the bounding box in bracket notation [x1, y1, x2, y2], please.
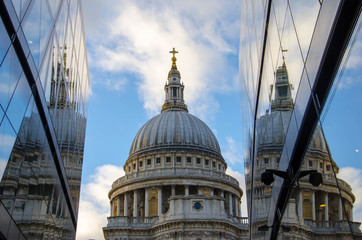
[103, 49, 249, 240]
[48, 45, 86, 210]
[0, 46, 86, 239]
[252, 61, 362, 239]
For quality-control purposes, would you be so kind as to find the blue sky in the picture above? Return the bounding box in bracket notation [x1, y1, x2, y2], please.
[77, 1, 244, 239]
[77, 1, 362, 239]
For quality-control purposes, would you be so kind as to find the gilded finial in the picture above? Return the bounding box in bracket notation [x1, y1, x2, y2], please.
[169, 48, 178, 69]
[281, 47, 288, 63]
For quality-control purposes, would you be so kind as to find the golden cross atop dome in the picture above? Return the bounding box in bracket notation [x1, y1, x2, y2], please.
[169, 48, 178, 69]
[169, 48, 178, 57]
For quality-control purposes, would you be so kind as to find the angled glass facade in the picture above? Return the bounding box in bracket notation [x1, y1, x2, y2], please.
[0, 0, 89, 239]
[240, 1, 362, 239]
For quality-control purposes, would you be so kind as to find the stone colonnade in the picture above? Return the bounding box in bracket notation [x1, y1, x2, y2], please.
[297, 190, 353, 225]
[110, 185, 241, 218]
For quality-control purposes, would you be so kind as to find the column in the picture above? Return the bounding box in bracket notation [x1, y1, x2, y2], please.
[338, 197, 343, 221]
[220, 191, 224, 198]
[158, 187, 162, 216]
[145, 188, 149, 217]
[211, 188, 214, 196]
[324, 193, 329, 222]
[239, 198, 242, 217]
[117, 195, 121, 216]
[124, 192, 128, 216]
[185, 185, 189, 196]
[229, 193, 233, 216]
[234, 197, 239, 217]
[110, 201, 113, 216]
[351, 205, 353, 220]
[171, 185, 175, 196]
[197, 186, 202, 195]
[298, 191, 303, 219]
[312, 191, 316, 221]
[133, 190, 138, 217]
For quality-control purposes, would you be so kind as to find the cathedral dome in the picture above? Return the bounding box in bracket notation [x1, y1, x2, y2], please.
[256, 61, 328, 154]
[257, 110, 328, 153]
[129, 110, 222, 158]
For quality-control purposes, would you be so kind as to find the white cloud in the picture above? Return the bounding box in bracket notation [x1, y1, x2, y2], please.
[338, 167, 362, 228]
[337, 76, 362, 90]
[83, 0, 241, 117]
[344, 39, 362, 70]
[0, 159, 7, 179]
[76, 164, 124, 240]
[226, 167, 247, 217]
[222, 137, 243, 166]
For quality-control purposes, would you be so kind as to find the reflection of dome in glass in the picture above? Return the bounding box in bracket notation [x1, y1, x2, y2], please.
[129, 111, 222, 158]
[256, 60, 329, 154]
[257, 111, 328, 154]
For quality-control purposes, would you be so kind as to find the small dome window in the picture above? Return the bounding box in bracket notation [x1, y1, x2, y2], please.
[173, 77, 176, 81]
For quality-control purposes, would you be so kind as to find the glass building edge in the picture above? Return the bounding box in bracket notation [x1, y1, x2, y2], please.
[0, 0, 89, 239]
[1, 0, 77, 226]
[268, 3, 362, 237]
[240, 0, 362, 239]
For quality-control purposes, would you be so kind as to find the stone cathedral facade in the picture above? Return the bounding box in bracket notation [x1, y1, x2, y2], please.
[102, 49, 249, 240]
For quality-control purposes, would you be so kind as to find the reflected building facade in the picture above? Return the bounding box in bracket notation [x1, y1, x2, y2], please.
[0, 1, 89, 239]
[252, 61, 361, 239]
[240, 1, 362, 239]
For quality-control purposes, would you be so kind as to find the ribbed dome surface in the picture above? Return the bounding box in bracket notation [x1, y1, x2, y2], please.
[257, 110, 328, 152]
[129, 110, 222, 158]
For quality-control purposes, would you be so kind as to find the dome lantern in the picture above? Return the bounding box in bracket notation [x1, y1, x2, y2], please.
[271, 59, 294, 111]
[162, 48, 188, 113]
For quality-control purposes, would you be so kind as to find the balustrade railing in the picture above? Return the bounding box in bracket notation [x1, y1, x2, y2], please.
[323, 175, 352, 192]
[235, 217, 249, 225]
[304, 219, 361, 232]
[107, 216, 159, 227]
[107, 215, 248, 228]
[112, 168, 239, 188]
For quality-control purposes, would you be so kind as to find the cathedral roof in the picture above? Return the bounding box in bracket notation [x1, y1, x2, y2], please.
[257, 110, 329, 154]
[129, 110, 222, 158]
[257, 61, 331, 159]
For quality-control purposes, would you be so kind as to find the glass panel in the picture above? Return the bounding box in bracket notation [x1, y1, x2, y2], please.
[54, 1, 68, 49]
[288, 0, 320, 61]
[10, 0, 31, 21]
[304, 0, 339, 88]
[0, 46, 23, 111]
[294, 69, 311, 129]
[0, 115, 17, 180]
[280, 6, 304, 100]
[21, 0, 53, 68]
[46, 0, 61, 20]
[38, 33, 54, 97]
[0, 19, 11, 66]
[5, 72, 32, 134]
